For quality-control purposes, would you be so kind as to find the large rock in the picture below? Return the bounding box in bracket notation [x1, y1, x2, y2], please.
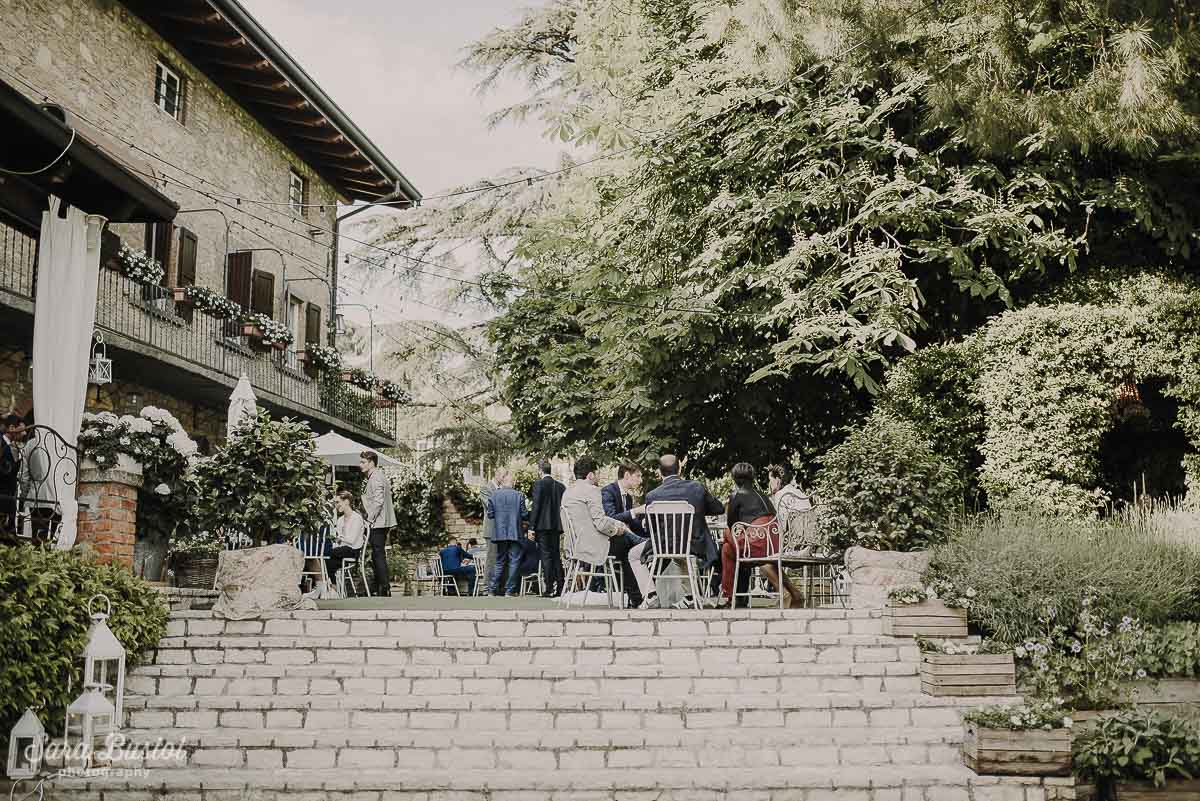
[844, 546, 932, 609]
[212, 544, 316, 619]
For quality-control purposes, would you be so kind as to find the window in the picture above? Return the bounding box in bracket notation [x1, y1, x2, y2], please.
[251, 270, 275, 317]
[154, 60, 185, 122]
[289, 171, 307, 216]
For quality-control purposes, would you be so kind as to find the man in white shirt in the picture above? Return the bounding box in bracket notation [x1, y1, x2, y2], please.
[329, 490, 366, 585]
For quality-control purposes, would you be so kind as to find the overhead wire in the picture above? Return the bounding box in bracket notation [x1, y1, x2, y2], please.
[0, 127, 77, 175]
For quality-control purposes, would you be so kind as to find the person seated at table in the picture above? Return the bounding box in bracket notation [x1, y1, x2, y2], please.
[601, 462, 647, 537]
[439, 536, 477, 595]
[518, 531, 542, 591]
[329, 490, 366, 589]
[640, 454, 724, 606]
[718, 463, 805, 609]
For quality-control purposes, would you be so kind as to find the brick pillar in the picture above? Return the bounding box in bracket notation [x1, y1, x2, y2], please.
[77, 460, 143, 568]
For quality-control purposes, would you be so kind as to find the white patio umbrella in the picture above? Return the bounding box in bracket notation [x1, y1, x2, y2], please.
[31, 197, 107, 550]
[311, 431, 403, 483]
[226, 374, 258, 439]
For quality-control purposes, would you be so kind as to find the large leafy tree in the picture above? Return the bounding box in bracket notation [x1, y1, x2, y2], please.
[364, 0, 1200, 476]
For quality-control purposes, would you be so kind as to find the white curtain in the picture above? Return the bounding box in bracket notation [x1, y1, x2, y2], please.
[33, 196, 107, 550]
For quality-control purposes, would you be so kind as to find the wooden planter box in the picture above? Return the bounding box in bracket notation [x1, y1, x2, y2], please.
[1078, 780, 1200, 801]
[1128, 679, 1200, 719]
[1072, 709, 1119, 732]
[171, 287, 192, 306]
[374, 397, 395, 409]
[961, 723, 1072, 776]
[921, 652, 1016, 696]
[882, 599, 967, 637]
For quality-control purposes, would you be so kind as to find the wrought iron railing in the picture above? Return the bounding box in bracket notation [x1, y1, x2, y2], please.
[0, 220, 395, 441]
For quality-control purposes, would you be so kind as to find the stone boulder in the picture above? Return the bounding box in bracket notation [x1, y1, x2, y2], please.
[844, 546, 932, 609]
[212, 543, 316, 619]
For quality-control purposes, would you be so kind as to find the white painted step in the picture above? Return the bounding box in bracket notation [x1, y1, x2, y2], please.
[40, 765, 1074, 801]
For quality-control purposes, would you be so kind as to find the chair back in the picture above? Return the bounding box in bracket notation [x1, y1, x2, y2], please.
[296, 528, 327, 559]
[562, 513, 580, 560]
[731, 518, 781, 560]
[645, 501, 695, 560]
[223, 529, 252, 550]
[780, 505, 825, 554]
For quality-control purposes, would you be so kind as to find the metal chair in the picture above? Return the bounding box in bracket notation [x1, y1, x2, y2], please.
[731, 518, 785, 611]
[334, 546, 371, 598]
[644, 501, 703, 610]
[471, 553, 488, 596]
[520, 562, 543, 597]
[295, 527, 330, 593]
[561, 514, 621, 608]
[777, 504, 848, 608]
[432, 557, 461, 596]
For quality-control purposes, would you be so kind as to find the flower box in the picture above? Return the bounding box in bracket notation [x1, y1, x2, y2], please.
[374, 397, 395, 409]
[921, 652, 1016, 697]
[961, 723, 1072, 776]
[1077, 780, 1200, 801]
[1072, 709, 1120, 731]
[241, 323, 287, 352]
[340, 370, 355, 382]
[1128, 679, 1200, 719]
[882, 599, 967, 637]
[171, 287, 192, 306]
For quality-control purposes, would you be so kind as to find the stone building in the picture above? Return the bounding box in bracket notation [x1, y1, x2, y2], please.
[0, 0, 421, 449]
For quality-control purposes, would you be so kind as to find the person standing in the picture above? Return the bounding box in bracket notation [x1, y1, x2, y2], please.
[0, 415, 23, 537]
[359, 451, 396, 597]
[486, 470, 529, 597]
[529, 459, 566, 597]
[479, 475, 499, 590]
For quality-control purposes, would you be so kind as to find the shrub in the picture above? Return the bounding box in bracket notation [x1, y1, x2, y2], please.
[387, 461, 447, 552]
[0, 548, 168, 751]
[927, 513, 1200, 644]
[512, 467, 539, 499]
[1074, 710, 1200, 788]
[1137, 622, 1200, 679]
[814, 413, 961, 551]
[191, 410, 327, 543]
[877, 340, 986, 505]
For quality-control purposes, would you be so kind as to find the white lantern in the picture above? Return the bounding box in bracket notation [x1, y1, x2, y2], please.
[64, 685, 116, 766]
[6, 708, 47, 779]
[88, 331, 112, 386]
[80, 594, 126, 721]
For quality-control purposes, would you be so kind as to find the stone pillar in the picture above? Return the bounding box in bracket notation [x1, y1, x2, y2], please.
[77, 458, 143, 568]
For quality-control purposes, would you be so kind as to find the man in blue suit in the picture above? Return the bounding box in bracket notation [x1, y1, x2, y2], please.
[439, 537, 476, 595]
[486, 470, 529, 597]
[641, 454, 724, 601]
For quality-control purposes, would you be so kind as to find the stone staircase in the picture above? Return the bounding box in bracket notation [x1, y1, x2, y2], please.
[45, 608, 1079, 801]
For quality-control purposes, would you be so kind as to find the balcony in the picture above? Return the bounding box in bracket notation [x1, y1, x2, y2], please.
[0, 220, 394, 445]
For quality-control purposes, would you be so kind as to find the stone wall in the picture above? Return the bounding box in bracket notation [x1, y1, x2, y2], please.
[1, 0, 340, 345]
[442, 497, 481, 542]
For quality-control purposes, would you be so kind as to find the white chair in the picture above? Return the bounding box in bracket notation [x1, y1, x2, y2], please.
[334, 547, 371, 598]
[414, 555, 439, 596]
[295, 528, 330, 593]
[731, 518, 785, 611]
[432, 557, 461, 596]
[223, 529, 253, 550]
[561, 514, 620, 608]
[777, 504, 847, 608]
[471, 554, 488, 596]
[644, 501, 703, 610]
[520, 562, 543, 597]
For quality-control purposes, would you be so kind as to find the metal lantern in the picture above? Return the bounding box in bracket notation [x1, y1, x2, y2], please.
[80, 594, 126, 721]
[64, 684, 116, 765]
[88, 331, 112, 386]
[6, 708, 47, 779]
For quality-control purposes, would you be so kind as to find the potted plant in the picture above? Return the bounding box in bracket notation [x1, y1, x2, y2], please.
[300, 344, 343, 374]
[814, 414, 961, 608]
[961, 701, 1074, 776]
[174, 285, 241, 320]
[1074, 710, 1200, 800]
[167, 525, 222, 590]
[376, 380, 411, 408]
[883, 581, 970, 637]
[116, 244, 164, 286]
[918, 637, 1016, 696]
[344, 367, 379, 392]
[240, 312, 294, 351]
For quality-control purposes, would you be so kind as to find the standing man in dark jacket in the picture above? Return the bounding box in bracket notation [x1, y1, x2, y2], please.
[0, 415, 23, 536]
[529, 459, 566, 597]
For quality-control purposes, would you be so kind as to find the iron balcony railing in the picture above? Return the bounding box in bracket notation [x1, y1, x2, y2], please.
[0, 221, 395, 441]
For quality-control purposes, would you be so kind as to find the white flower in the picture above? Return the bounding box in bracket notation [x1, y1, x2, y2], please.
[1009, 715, 1022, 726]
[96, 456, 106, 464]
[1014, 646, 1027, 659]
[965, 588, 977, 598]
[166, 431, 198, 457]
[1136, 669, 1147, 679]
[96, 412, 118, 424]
[119, 436, 130, 446]
[128, 418, 153, 434]
[1062, 717, 1073, 728]
[154, 483, 171, 496]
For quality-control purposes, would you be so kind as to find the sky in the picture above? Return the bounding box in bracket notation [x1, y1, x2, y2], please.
[239, 0, 562, 197]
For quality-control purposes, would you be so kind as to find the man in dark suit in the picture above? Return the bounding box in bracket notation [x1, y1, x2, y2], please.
[529, 459, 566, 597]
[641, 454, 724, 602]
[601, 462, 647, 536]
[0, 415, 24, 537]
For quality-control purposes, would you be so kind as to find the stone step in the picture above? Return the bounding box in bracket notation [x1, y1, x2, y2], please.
[124, 692, 1015, 731]
[40, 765, 1076, 801]
[97, 725, 970, 770]
[164, 611, 883, 640]
[128, 669, 923, 698]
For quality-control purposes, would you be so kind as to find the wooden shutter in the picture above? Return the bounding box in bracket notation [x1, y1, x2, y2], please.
[305, 303, 322, 347]
[251, 270, 275, 317]
[226, 251, 253, 308]
[177, 229, 197, 286]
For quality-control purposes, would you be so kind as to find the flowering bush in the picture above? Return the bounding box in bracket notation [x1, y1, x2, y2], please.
[386, 461, 447, 552]
[304, 344, 343, 373]
[241, 311, 293, 348]
[79, 407, 200, 544]
[118, 245, 164, 285]
[346, 367, 379, 392]
[182, 286, 241, 320]
[378, 380, 412, 404]
[917, 637, 1010, 655]
[1074, 710, 1200, 788]
[888, 577, 978, 609]
[1019, 598, 1147, 711]
[963, 700, 1073, 731]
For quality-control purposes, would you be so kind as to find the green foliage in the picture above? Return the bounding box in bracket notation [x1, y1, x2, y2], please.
[927, 513, 1200, 644]
[962, 700, 1073, 731]
[814, 414, 961, 551]
[1074, 711, 1200, 788]
[512, 467, 539, 499]
[191, 410, 327, 543]
[0, 548, 167, 750]
[877, 341, 986, 505]
[386, 462, 447, 552]
[1137, 623, 1200, 680]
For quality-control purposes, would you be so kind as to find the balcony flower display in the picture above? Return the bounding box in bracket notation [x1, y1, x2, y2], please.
[117, 245, 164, 286]
[176, 286, 241, 320]
[344, 367, 379, 392]
[240, 312, 294, 349]
[302, 344, 343, 373]
[378, 380, 411, 405]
